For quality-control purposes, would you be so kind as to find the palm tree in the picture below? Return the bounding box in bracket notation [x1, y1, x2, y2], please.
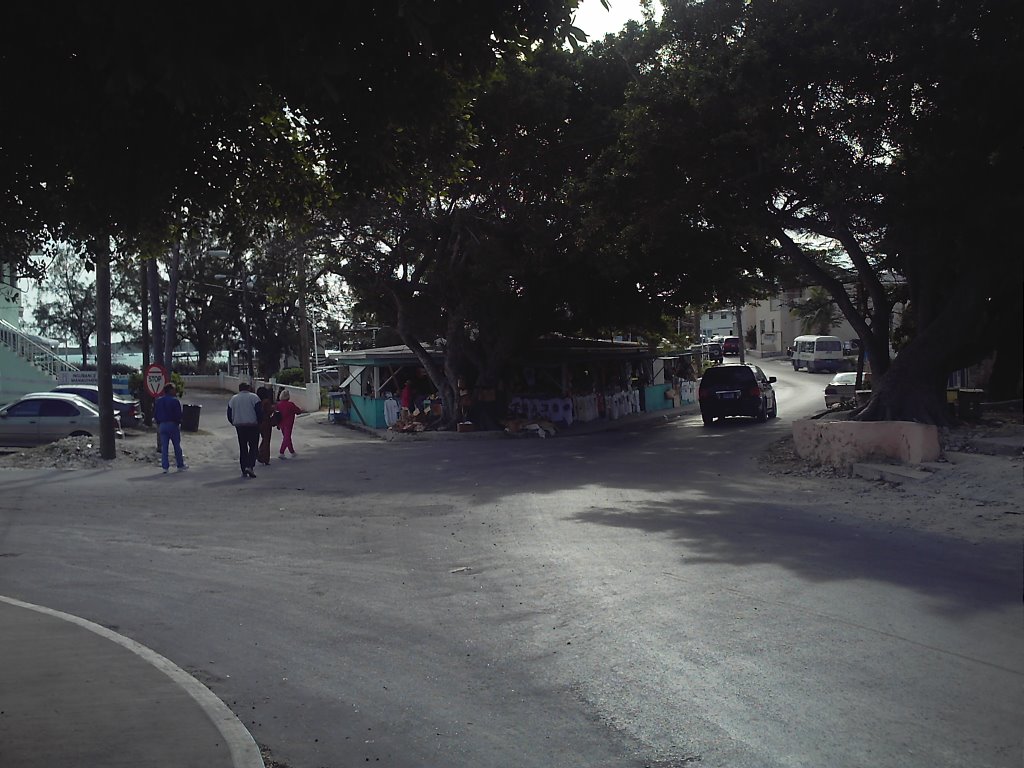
[790, 287, 843, 335]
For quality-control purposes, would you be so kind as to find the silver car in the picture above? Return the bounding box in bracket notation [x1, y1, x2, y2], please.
[0, 392, 121, 447]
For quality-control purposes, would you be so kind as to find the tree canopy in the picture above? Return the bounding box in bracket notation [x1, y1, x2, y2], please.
[2, 1, 1019, 432]
[581, 0, 1022, 422]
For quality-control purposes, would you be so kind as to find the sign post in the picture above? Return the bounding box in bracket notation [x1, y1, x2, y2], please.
[144, 364, 170, 399]
[143, 364, 170, 452]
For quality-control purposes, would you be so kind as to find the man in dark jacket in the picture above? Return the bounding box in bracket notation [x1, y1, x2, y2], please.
[154, 383, 188, 473]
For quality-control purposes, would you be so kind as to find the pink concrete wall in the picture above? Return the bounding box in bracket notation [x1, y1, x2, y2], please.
[792, 419, 940, 468]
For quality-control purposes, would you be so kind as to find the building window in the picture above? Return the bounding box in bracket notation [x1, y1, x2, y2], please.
[720, 312, 727, 319]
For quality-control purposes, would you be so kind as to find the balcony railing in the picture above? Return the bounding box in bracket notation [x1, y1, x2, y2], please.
[0, 318, 79, 378]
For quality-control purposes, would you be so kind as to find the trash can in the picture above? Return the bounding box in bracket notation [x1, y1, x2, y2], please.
[957, 389, 984, 421]
[181, 403, 202, 432]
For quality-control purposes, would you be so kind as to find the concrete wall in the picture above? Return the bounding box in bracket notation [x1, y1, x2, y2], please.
[182, 373, 322, 413]
[792, 418, 940, 468]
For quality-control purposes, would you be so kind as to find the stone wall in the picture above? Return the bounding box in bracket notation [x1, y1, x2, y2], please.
[792, 418, 940, 468]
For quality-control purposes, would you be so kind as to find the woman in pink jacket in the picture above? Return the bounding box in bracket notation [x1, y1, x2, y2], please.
[274, 390, 303, 458]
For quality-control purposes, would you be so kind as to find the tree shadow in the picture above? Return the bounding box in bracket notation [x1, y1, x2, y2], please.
[571, 496, 1021, 617]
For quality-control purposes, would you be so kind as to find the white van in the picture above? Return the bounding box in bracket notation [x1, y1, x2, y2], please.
[791, 335, 846, 373]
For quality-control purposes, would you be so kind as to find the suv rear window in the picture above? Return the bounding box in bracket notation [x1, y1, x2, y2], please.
[701, 366, 755, 386]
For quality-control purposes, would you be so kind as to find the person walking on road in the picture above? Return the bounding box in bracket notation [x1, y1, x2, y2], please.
[154, 383, 188, 473]
[227, 382, 261, 478]
[256, 386, 275, 465]
[274, 389, 303, 458]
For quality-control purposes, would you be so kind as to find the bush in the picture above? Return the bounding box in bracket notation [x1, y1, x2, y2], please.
[277, 367, 306, 386]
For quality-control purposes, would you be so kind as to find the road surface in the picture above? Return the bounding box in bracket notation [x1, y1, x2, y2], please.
[1, 360, 1019, 767]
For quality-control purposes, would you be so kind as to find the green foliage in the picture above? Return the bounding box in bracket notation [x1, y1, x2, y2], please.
[276, 368, 306, 386]
[31, 245, 97, 365]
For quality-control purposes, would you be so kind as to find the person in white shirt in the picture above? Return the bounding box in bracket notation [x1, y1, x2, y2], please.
[227, 382, 262, 478]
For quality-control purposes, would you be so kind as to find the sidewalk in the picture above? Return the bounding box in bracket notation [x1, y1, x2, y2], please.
[0, 596, 263, 768]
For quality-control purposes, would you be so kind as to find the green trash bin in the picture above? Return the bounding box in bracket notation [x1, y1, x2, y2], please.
[181, 403, 202, 432]
[957, 389, 984, 421]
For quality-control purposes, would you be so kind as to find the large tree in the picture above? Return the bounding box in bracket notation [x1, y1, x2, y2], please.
[585, 0, 1022, 423]
[1, 3, 582, 454]
[326, 43, 649, 427]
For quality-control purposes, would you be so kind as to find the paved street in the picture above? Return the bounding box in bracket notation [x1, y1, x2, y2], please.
[1, 360, 1021, 767]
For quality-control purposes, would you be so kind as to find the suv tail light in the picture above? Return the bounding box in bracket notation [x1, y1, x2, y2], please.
[748, 386, 761, 397]
[698, 388, 710, 400]
[824, 385, 838, 395]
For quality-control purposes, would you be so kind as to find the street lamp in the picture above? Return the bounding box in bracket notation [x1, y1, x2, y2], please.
[211, 250, 254, 381]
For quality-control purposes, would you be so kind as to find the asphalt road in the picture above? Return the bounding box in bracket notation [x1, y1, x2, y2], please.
[1, 360, 1020, 768]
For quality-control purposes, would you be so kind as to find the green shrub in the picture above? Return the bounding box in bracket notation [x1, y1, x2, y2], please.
[277, 367, 306, 386]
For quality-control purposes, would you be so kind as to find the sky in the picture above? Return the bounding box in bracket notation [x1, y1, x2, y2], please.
[571, 0, 656, 42]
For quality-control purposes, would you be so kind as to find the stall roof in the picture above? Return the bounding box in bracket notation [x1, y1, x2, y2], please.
[526, 337, 655, 364]
[330, 337, 655, 368]
[328, 344, 443, 367]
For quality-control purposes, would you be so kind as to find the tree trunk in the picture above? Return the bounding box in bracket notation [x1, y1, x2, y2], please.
[856, 272, 991, 425]
[147, 258, 164, 368]
[390, 287, 457, 429]
[163, 243, 181, 371]
[140, 262, 153, 426]
[93, 236, 116, 460]
[987, 292, 1023, 400]
[856, 346, 950, 424]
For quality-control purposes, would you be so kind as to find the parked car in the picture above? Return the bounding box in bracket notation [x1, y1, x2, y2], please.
[698, 363, 778, 425]
[0, 392, 122, 447]
[51, 384, 140, 427]
[690, 342, 724, 363]
[721, 336, 742, 355]
[824, 371, 872, 408]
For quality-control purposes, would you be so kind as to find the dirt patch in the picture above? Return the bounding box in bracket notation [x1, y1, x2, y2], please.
[758, 405, 1023, 545]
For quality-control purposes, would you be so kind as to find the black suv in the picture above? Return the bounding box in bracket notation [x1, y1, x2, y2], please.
[698, 363, 778, 425]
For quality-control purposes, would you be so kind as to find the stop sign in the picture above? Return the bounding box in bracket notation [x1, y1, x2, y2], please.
[144, 364, 170, 398]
